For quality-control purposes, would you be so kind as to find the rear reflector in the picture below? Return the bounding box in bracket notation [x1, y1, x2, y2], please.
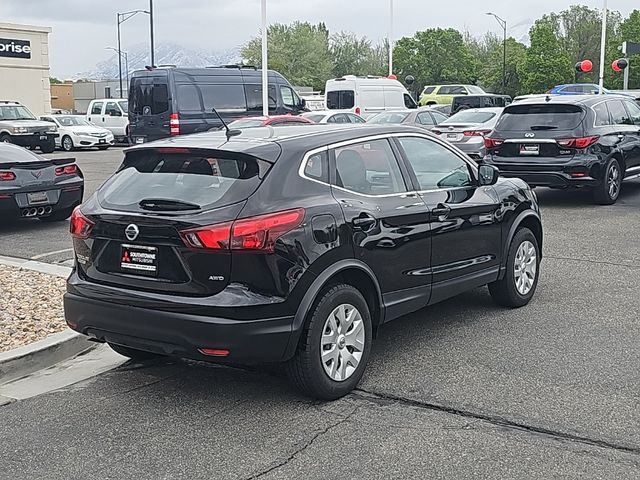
[484, 138, 504, 149]
[0, 171, 16, 181]
[69, 206, 94, 239]
[198, 348, 230, 357]
[55, 164, 78, 176]
[355, 107, 361, 115]
[557, 136, 599, 149]
[181, 208, 305, 253]
[170, 113, 180, 136]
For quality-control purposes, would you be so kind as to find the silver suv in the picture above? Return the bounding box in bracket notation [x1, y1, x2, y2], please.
[0, 101, 59, 153]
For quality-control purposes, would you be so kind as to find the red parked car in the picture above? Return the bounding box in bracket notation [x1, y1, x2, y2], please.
[228, 115, 314, 129]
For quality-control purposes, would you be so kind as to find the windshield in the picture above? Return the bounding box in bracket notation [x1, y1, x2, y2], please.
[228, 119, 265, 129]
[56, 116, 91, 127]
[368, 112, 410, 124]
[496, 104, 585, 131]
[0, 105, 36, 121]
[98, 151, 269, 213]
[442, 111, 497, 125]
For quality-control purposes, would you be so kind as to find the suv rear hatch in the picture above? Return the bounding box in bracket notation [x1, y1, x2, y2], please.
[128, 72, 171, 143]
[75, 146, 275, 296]
[486, 103, 588, 162]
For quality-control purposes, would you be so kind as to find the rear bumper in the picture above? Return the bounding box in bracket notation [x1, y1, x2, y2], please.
[0, 187, 82, 217]
[64, 291, 295, 363]
[494, 169, 598, 187]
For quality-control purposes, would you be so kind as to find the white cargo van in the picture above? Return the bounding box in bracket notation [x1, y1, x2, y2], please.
[325, 75, 417, 116]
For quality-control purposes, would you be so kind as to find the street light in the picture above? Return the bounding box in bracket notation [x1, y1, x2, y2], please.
[117, 9, 150, 99]
[598, 0, 608, 94]
[389, 0, 394, 76]
[486, 12, 507, 95]
[106, 47, 129, 97]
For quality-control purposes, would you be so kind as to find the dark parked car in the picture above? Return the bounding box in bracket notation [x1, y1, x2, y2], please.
[0, 101, 59, 153]
[128, 65, 307, 144]
[0, 142, 83, 221]
[64, 125, 542, 399]
[367, 109, 448, 129]
[483, 95, 640, 204]
[451, 94, 511, 115]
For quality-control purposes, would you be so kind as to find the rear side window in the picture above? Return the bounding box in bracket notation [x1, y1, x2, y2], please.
[130, 80, 169, 115]
[593, 102, 611, 126]
[245, 84, 277, 111]
[327, 90, 354, 109]
[608, 101, 632, 125]
[91, 102, 103, 115]
[98, 151, 269, 213]
[201, 85, 247, 112]
[303, 151, 329, 183]
[495, 104, 585, 131]
[624, 101, 640, 126]
[423, 87, 436, 95]
[333, 139, 406, 195]
[417, 112, 435, 125]
[176, 84, 201, 111]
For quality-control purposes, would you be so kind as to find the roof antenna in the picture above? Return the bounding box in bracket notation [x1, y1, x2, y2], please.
[211, 107, 241, 140]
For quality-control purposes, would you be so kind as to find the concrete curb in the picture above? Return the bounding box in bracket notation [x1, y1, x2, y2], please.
[0, 255, 95, 385]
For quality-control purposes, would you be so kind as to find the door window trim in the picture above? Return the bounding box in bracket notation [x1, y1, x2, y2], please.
[298, 132, 479, 197]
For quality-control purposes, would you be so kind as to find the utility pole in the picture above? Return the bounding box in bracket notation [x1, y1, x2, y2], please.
[149, 0, 155, 67]
[486, 13, 507, 95]
[598, 0, 608, 94]
[622, 41, 629, 90]
[117, 9, 150, 97]
[117, 14, 123, 99]
[261, 0, 268, 116]
[388, 0, 394, 76]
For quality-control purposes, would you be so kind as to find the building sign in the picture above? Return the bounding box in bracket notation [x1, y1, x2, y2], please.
[0, 38, 32, 59]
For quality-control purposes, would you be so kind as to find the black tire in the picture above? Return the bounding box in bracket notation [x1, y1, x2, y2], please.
[592, 157, 622, 205]
[38, 205, 76, 222]
[108, 343, 161, 360]
[0, 133, 11, 144]
[61, 135, 74, 152]
[40, 138, 56, 154]
[286, 283, 373, 400]
[489, 227, 540, 308]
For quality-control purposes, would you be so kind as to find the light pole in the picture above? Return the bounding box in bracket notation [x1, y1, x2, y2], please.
[149, 0, 155, 68]
[389, 0, 394, 76]
[261, 0, 268, 116]
[106, 47, 129, 97]
[598, 0, 608, 94]
[486, 12, 507, 95]
[117, 9, 150, 99]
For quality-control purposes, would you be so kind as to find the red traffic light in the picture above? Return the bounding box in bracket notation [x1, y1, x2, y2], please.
[612, 58, 629, 72]
[575, 59, 593, 73]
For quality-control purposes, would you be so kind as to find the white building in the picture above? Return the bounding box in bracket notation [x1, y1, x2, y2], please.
[0, 23, 52, 116]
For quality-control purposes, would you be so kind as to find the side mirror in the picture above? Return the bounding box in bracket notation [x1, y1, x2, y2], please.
[478, 164, 499, 186]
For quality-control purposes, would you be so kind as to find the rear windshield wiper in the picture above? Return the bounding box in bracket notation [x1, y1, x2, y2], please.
[138, 198, 201, 211]
[529, 125, 558, 130]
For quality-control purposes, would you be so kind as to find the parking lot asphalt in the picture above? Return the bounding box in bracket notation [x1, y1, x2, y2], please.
[1, 149, 639, 478]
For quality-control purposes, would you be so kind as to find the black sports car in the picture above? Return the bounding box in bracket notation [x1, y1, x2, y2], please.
[0, 142, 84, 221]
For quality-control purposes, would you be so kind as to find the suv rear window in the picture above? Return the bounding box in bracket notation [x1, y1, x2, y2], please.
[130, 79, 169, 115]
[98, 150, 270, 213]
[495, 104, 585, 131]
[327, 90, 354, 109]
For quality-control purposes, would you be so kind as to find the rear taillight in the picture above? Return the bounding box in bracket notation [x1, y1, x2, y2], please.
[0, 171, 16, 181]
[170, 113, 180, 136]
[464, 129, 491, 137]
[181, 208, 305, 253]
[556, 136, 599, 149]
[69, 206, 94, 239]
[484, 138, 504, 149]
[55, 164, 78, 176]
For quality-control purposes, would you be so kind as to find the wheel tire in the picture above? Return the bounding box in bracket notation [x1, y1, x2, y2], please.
[40, 138, 56, 154]
[0, 134, 11, 144]
[38, 205, 76, 222]
[489, 227, 540, 308]
[286, 283, 372, 400]
[108, 343, 162, 360]
[61, 135, 74, 152]
[97, 145, 109, 150]
[592, 158, 622, 205]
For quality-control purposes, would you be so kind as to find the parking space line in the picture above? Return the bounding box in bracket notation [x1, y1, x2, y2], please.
[30, 248, 74, 260]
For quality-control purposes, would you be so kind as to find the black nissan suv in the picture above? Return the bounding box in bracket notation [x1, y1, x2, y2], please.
[483, 95, 640, 204]
[64, 125, 542, 399]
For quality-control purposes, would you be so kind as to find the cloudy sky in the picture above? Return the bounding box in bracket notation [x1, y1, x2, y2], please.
[1, 0, 637, 77]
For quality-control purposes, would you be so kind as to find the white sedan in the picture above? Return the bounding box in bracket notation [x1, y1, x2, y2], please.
[301, 110, 366, 124]
[40, 115, 114, 151]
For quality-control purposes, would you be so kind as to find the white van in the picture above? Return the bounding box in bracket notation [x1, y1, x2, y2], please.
[86, 99, 129, 141]
[325, 75, 417, 117]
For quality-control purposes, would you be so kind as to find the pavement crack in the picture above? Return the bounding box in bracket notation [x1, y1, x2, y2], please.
[544, 255, 640, 269]
[246, 406, 359, 479]
[353, 389, 640, 457]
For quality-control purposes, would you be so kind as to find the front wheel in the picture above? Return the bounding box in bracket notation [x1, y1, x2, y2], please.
[489, 227, 540, 308]
[40, 138, 56, 154]
[287, 284, 372, 400]
[592, 158, 622, 205]
[0, 134, 11, 144]
[61, 135, 74, 152]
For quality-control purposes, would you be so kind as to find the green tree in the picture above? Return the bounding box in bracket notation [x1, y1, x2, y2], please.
[519, 18, 573, 93]
[49, 77, 63, 84]
[241, 22, 332, 91]
[393, 28, 478, 93]
[330, 32, 387, 77]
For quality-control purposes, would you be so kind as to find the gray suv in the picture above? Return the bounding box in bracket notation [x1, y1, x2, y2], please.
[0, 101, 58, 153]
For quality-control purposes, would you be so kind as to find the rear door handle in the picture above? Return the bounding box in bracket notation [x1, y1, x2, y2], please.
[432, 204, 451, 218]
[352, 213, 377, 230]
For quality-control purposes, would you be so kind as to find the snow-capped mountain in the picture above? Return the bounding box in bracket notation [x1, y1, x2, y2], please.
[74, 42, 242, 80]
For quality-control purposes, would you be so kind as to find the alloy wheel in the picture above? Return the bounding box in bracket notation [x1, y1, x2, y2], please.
[63, 136, 73, 151]
[607, 163, 620, 200]
[320, 303, 365, 382]
[514, 240, 537, 296]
